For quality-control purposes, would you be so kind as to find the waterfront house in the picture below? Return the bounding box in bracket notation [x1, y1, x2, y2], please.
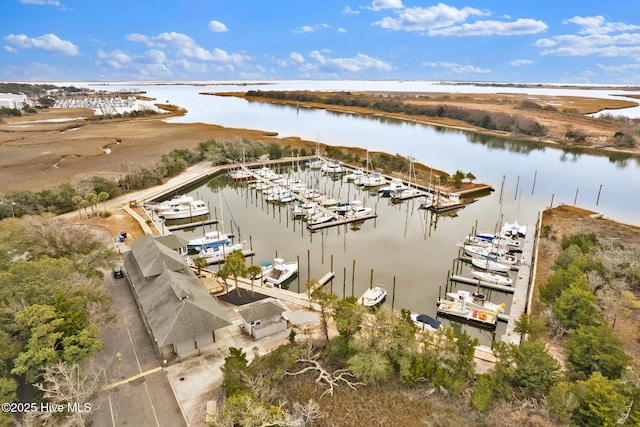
[123, 235, 231, 359]
[237, 299, 288, 339]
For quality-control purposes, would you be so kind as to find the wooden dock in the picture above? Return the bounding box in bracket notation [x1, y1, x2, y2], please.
[307, 213, 378, 231]
[501, 223, 537, 344]
[166, 219, 219, 231]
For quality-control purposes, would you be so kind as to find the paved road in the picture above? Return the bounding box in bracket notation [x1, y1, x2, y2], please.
[88, 267, 186, 427]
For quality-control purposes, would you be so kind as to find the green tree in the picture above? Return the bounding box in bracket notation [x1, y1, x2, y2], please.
[566, 324, 631, 380]
[310, 284, 337, 345]
[539, 263, 588, 304]
[553, 284, 603, 330]
[465, 172, 476, 183]
[193, 256, 208, 277]
[513, 313, 546, 340]
[220, 347, 250, 396]
[247, 264, 262, 297]
[547, 381, 580, 424]
[97, 191, 110, 214]
[510, 339, 562, 396]
[347, 350, 393, 384]
[574, 372, 630, 427]
[222, 250, 248, 298]
[84, 192, 99, 217]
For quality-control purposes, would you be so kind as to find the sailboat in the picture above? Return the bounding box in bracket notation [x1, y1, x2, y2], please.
[390, 156, 425, 200]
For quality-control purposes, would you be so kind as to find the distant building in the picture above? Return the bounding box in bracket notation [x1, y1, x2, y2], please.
[238, 299, 288, 339]
[0, 93, 27, 109]
[123, 235, 232, 359]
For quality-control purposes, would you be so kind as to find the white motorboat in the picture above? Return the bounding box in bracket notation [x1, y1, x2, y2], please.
[344, 168, 366, 181]
[411, 313, 443, 333]
[359, 286, 387, 307]
[471, 258, 512, 273]
[307, 211, 335, 225]
[356, 172, 387, 187]
[502, 221, 527, 237]
[470, 270, 513, 286]
[264, 258, 298, 287]
[379, 178, 406, 196]
[390, 187, 425, 200]
[321, 161, 345, 174]
[347, 206, 373, 218]
[437, 290, 505, 326]
[156, 197, 209, 220]
[196, 241, 245, 263]
[307, 158, 324, 170]
[187, 231, 231, 251]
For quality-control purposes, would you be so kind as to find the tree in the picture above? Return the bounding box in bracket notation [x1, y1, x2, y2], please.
[223, 250, 248, 297]
[310, 283, 337, 345]
[84, 192, 99, 217]
[220, 347, 250, 396]
[97, 191, 110, 214]
[552, 284, 603, 330]
[71, 195, 84, 218]
[574, 372, 630, 427]
[217, 266, 230, 295]
[465, 172, 476, 183]
[193, 256, 208, 277]
[509, 339, 562, 397]
[247, 264, 262, 297]
[566, 324, 631, 380]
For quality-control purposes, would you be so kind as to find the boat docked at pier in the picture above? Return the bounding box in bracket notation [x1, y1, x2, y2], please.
[155, 195, 209, 220]
[411, 313, 443, 333]
[470, 270, 513, 286]
[187, 231, 231, 251]
[264, 258, 298, 287]
[195, 241, 245, 264]
[437, 290, 505, 326]
[471, 257, 512, 273]
[358, 286, 387, 307]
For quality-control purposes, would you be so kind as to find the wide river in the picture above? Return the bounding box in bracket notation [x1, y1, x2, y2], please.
[95, 81, 640, 344]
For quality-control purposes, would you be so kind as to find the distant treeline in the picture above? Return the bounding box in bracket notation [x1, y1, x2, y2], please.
[246, 90, 549, 137]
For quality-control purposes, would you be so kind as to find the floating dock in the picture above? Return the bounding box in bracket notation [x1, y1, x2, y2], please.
[166, 219, 219, 231]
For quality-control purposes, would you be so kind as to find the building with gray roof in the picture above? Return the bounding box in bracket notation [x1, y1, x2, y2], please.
[123, 235, 231, 359]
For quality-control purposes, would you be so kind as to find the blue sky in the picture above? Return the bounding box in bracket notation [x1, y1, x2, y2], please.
[2, 0, 640, 83]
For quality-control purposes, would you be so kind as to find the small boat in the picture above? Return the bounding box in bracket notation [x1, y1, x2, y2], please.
[379, 178, 406, 196]
[390, 187, 425, 200]
[359, 286, 387, 307]
[344, 168, 365, 181]
[291, 201, 317, 218]
[264, 258, 298, 287]
[347, 206, 373, 218]
[470, 270, 513, 286]
[471, 257, 512, 273]
[321, 161, 345, 174]
[228, 168, 252, 182]
[411, 313, 443, 333]
[306, 158, 324, 170]
[187, 231, 231, 251]
[356, 172, 386, 187]
[307, 211, 335, 225]
[196, 241, 245, 263]
[502, 221, 527, 237]
[437, 290, 505, 326]
[156, 197, 209, 220]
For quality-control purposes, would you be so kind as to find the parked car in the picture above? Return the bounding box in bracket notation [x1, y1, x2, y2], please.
[113, 266, 124, 278]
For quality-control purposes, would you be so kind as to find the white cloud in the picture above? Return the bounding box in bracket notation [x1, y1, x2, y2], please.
[565, 16, 640, 35]
[97, 49, 132, 69]
[342, 6, 359, 15]
[307, 50, 393, 73]
[208, 20, 228, 32]
[537, 16, 640, 59]
[126, 31, 248, 64]
[510, 59, 534, 66]
[289, 52, 305, 63]
[373, 3, 487, 32]
[429, 18, 547, 36]
[3, 45, 18, 53]
[3, 33, 79, 55]
[19, 0, 61, 5]
[367, 0, 403, 11]
[337, 27, 347, 33]
[293, 23, 330, 34]
[423, 61, 491, 74]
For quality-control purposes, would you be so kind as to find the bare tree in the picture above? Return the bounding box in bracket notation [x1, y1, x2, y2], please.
[283, 344, 364, 398]
[291, 399, 324, 426]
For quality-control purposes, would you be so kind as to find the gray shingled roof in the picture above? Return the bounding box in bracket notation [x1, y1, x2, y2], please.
[123, 238, 232, 348]
[154, 234, 188, 251]
[129, 235, 188, 278]
[238, 299, 287, 323]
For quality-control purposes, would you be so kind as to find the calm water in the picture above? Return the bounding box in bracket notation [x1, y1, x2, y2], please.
[108, 81, 640, 345]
